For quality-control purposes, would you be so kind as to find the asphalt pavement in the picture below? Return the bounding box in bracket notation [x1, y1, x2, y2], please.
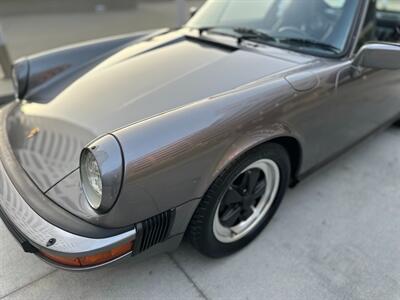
[1, 3, 400, 300]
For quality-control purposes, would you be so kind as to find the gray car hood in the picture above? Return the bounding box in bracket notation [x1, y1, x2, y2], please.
[7, 29, 314, 192]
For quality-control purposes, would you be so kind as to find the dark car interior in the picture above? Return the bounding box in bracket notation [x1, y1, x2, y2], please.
[361, 0, 400, 43]
[265, 0, 400, 50]
[376, 10, 400, 42]
[358, 0, 400, 50]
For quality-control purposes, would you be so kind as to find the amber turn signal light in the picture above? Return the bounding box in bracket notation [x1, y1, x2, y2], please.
[41, 241, 134, 268]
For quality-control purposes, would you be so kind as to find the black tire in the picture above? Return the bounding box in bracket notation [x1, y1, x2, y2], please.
[394, 120, 400, 127]
[187, 143, 291, 258]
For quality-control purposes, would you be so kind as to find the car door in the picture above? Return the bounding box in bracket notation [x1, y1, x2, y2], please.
[330, 0, 400, 149]
[288, 0, 400, 174]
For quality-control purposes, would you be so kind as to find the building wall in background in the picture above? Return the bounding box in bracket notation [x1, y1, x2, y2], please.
[0, 0, 204, 60]
[0, 0, 138, 16]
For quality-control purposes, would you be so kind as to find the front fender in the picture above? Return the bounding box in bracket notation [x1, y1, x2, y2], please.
[206, 123, 303, 194]
[46, 77, 298, 229]
[108, 77, 296, 227]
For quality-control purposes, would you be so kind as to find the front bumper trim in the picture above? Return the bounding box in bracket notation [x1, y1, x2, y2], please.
[0, 154, 136, 257]
[37, 251, 133, 271]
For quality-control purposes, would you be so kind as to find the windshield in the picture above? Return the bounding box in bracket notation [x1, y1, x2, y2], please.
[186, 0, 361, 55]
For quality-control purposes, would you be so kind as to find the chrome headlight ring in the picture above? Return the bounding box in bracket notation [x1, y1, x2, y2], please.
[80, 134, 124, 213]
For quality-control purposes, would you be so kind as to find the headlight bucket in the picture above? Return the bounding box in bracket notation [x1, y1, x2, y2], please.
[80, 134, 124, 213]
[11, 58, 30, 100]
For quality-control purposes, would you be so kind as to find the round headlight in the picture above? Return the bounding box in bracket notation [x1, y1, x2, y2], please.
[80, 135, 124, 213]
[81, 149, 103, 210]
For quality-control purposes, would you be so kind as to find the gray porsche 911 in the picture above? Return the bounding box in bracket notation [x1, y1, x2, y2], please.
[1, 0, 400, 270]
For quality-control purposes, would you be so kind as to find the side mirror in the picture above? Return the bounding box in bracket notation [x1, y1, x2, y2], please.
[353, 43, 400, 70]
[189, 7, 198, 18]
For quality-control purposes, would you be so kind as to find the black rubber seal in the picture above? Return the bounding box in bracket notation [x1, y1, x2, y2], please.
[0, 203, 37, 253]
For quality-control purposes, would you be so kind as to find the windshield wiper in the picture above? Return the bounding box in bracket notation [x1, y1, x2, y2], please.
[276, 37, 341, 54]
[195, 26, 277, 45]
[231, 27, 277, 44]
[194, 27, 338, 53]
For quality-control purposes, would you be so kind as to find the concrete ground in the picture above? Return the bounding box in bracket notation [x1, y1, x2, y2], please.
[1, 2, 400, 300]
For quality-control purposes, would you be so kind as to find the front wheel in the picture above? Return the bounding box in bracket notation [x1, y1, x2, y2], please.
[187, 143, 290, 258]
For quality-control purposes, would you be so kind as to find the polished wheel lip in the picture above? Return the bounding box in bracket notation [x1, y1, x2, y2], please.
[213, 159, 280, 243]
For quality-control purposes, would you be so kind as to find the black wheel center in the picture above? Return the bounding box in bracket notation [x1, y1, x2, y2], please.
[218, 168, 267, 227]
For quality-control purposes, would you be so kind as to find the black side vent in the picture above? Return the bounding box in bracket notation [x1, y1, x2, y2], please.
[135, 210, 175, 253]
